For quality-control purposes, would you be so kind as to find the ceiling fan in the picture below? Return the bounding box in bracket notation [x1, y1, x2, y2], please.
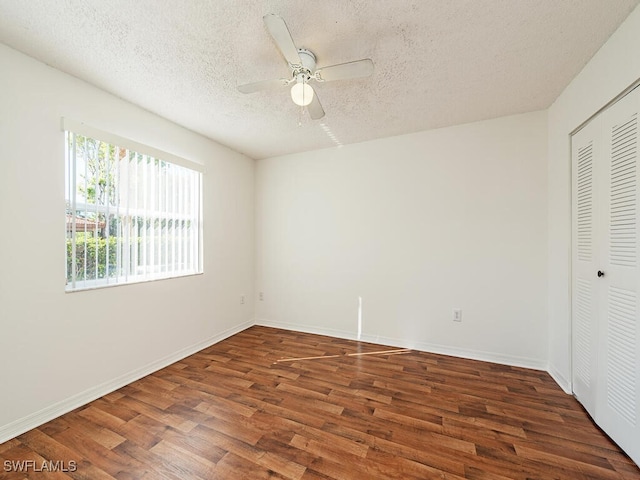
[237, 14, 374, 120]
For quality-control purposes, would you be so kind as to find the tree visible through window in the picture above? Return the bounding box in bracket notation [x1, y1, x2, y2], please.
[65, 129, 202, 291]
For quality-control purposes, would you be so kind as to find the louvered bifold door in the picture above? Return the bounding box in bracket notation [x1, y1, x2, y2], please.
[596, 86, 640, 465]
[572, 118, 602, 417]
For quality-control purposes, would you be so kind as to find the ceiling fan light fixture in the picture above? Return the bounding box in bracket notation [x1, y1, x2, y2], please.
[291, 77, 314, 106]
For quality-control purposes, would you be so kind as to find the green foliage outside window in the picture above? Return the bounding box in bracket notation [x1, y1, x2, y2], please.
[66, 233, 118, 283]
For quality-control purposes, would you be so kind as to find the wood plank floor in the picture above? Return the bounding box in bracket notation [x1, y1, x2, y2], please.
[1, 325, 639, 479]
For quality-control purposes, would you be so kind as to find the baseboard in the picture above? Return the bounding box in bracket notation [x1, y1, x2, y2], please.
[547, 364, 572, 394]
[405, 338, 548, 371]
[255, 318, 548, 371]
[0, 319, 254, 444]
[256, 318, 363, 343]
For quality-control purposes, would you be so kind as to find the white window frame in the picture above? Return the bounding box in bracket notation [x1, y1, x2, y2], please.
[63, 118, 204, 292]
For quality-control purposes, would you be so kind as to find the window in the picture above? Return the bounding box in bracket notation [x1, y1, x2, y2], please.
[64, 120, 203, 291]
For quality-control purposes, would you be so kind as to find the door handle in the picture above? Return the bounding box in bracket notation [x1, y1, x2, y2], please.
[597, 270, 605, 277]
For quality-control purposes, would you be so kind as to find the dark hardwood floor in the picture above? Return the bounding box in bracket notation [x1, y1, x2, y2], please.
[1, 325, 638, 479]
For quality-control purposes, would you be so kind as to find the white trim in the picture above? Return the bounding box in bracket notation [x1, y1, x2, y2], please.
[61, 117, 205, 173]
[548, 364, 572, 394]
[567, 130, 574, 396]
[570, 80, 640, 136]
[0, 320, 253, 444]
[64, 271, 203, 293]
[255, 318, 548, 371]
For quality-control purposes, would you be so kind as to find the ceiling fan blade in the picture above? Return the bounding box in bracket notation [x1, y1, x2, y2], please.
[307, 89, 325, 120]
[315, 59, 374, 82]
[263, 14, 302, 67]
[237, 78, 289, 94]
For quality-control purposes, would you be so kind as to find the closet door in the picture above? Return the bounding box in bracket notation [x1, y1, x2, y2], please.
[596, 86, 640, 463]
[571, 118, 602, 417]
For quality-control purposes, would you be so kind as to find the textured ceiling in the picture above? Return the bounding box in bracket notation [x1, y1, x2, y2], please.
[0, 1, 638, 159]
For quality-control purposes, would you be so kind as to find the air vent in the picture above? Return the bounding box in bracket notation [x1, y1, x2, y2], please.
[607, 286, 637, 425]
[577, 142, 593, 262]
[610, 114, 637, 267]
[575, 279, 593, 387]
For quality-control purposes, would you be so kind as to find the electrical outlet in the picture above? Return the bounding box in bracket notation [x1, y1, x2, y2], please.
[240, 295, 245, 305]
[453, 309, 462, 322]
[259, 292, 264, 301]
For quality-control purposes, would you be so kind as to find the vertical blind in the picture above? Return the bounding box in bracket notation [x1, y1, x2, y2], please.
[65, 124, 203, 291]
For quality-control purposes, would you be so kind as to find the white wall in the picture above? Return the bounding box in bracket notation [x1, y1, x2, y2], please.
[256, 111, 548, 368]
[547, 5, 640, 392]
[0, 44, 255, 441]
